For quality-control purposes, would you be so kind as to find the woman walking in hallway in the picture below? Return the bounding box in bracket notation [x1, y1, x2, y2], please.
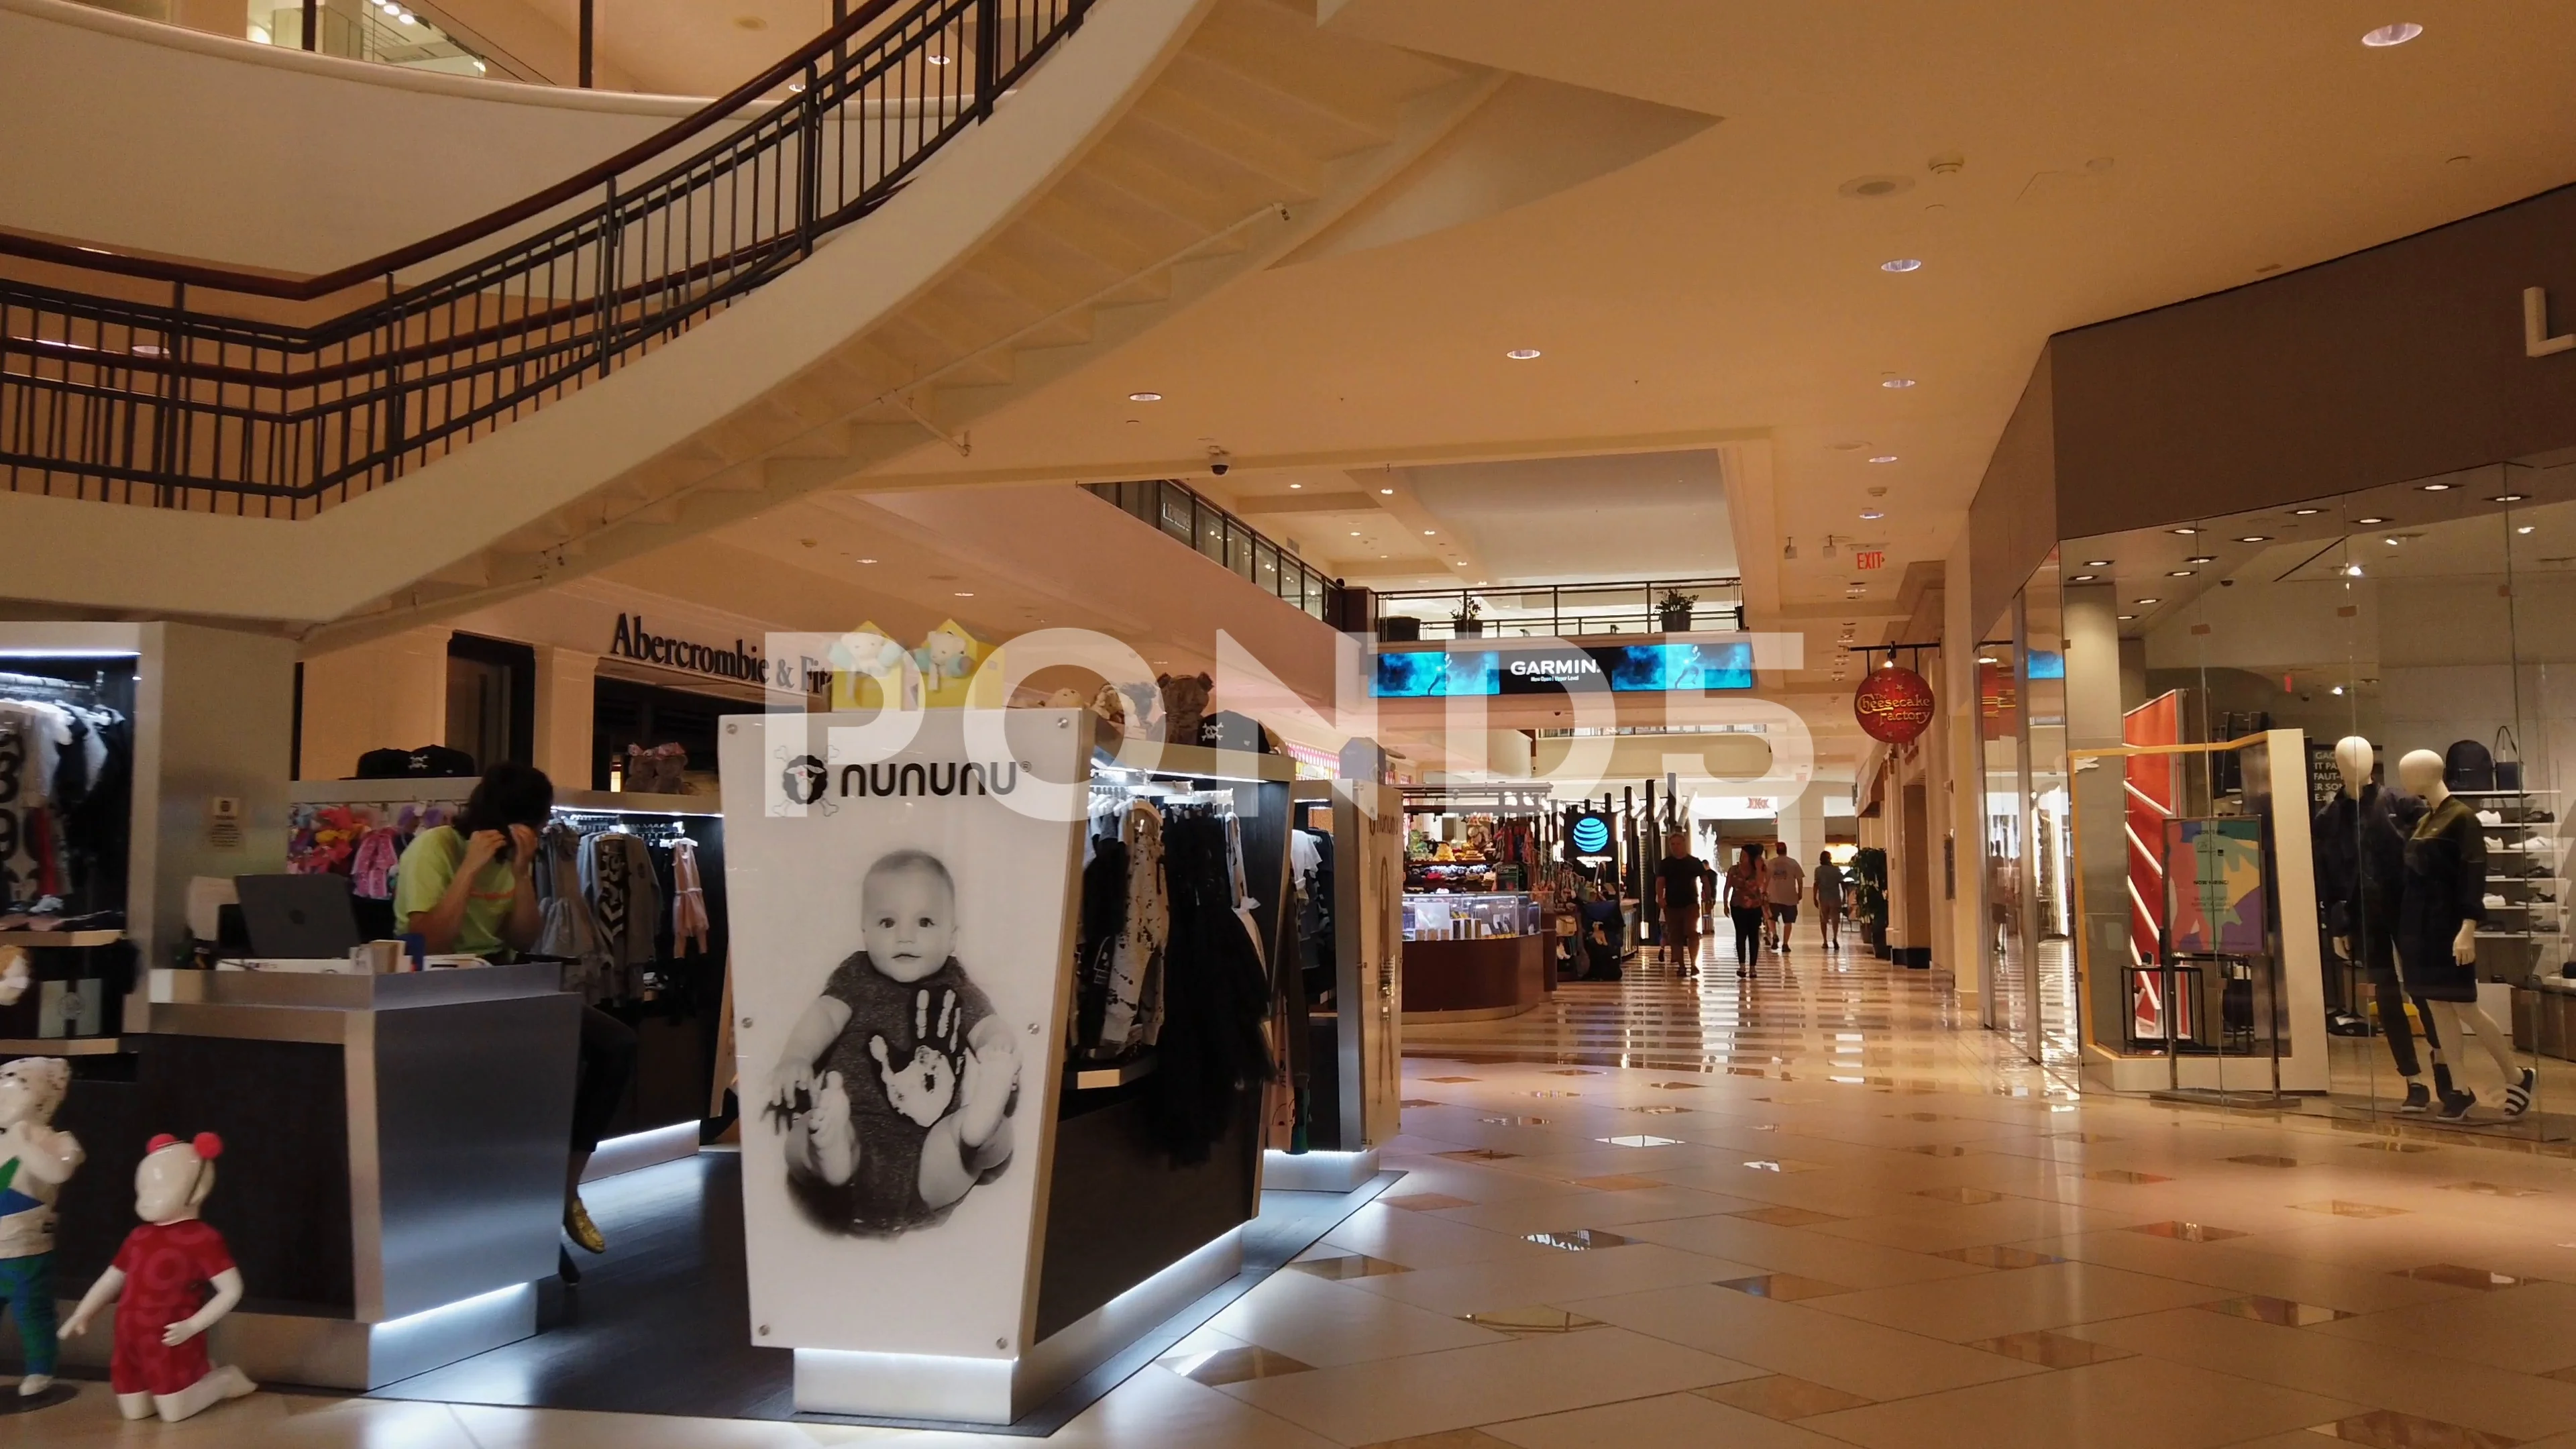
[1725, 844, 1768, 976]
[1814, 851, 1846, 951]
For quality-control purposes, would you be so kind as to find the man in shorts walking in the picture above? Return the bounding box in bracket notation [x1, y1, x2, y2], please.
[1764, 843, 1806, 952]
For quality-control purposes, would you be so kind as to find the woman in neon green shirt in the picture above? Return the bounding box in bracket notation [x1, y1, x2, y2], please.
[393, 763, 549, 957]
[392, 765, 635, 1271]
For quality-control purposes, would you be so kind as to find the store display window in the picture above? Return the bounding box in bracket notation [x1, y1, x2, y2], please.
[2045, 458, 2572, 1130]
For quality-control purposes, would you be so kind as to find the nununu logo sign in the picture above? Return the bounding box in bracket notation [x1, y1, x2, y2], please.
[777, 754, 1022, 806]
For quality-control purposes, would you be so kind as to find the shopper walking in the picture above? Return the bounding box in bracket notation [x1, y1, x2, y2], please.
[1764, 843, 1806, 952]
[1656, 833, 1707, 975]
[1578, 877, 1625, 981]
[1725, 844, 1768, 976]
[1813, 851, 1846, 951]
[396, 764, 636, 1278]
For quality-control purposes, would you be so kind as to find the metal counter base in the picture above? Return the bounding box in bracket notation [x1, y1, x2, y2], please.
[9, 1283, 539, 1391]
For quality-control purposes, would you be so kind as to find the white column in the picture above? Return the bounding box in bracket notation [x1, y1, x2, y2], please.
[534, 647, 599, 788]
[297, 627, 449, 780]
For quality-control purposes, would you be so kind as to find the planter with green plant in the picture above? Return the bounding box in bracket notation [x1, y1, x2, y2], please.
[1451, 597, 1485, 637]
[1656, 589, 1697, 633]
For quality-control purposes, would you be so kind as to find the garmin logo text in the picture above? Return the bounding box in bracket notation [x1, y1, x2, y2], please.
[1509, 656, 1600, 680]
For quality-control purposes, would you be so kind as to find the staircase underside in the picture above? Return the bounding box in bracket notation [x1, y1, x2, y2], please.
[0, 0, 1713, 643]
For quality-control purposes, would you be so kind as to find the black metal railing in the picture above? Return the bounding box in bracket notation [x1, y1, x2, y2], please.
[1371, 576, 1747, 640]
[1083, 479, 1339, 621]
[0, 0, 1094, 517]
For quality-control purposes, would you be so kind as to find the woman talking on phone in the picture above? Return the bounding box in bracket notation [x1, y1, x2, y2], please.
[393, 763, 635, 1279]
[396, 763, 550, 957]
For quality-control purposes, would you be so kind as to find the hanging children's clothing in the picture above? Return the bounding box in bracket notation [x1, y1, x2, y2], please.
[672, 838, 711, 956]
[580, 829, 663, 999]
[1097, 799, 1168, 1056]
[350, 828, 400, 900]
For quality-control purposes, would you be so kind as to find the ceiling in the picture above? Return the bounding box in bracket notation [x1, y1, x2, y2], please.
[817, 0, 2576, 689]
[485, 0, 2576, 770]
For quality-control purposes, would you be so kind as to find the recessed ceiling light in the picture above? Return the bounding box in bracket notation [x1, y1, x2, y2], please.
[2385, 536, 2403, 546]
[2493, 493, 2528, 502]
[2167, 570, 2196, 578]
[2346, 563, 2365, 577]
[954, 591, 974, 597]
[2083, 559, 2112, 567]
[1349, 531, 1362, 537]
[2070, 574, 2098, 582]
[1506, 348, 1543, 360]
[2420, 482, 2452, 491]
[1422, 530, 1436, 536]
[1977, 655, 1999, 665]
[927, 52, 951, 64]
[2294, 507, 2324, 516]
[1380, 487, 1395, 495]
[1860, 509, 1885, 521]
[2361, 21, 2423, 47]
[1880, 258, 1923, 273]
[1288, 482, 1302, 489]
[2170, 527, 2200, 535]
[2137, 597, 2162, 605]
[2518, 525, 2536, 535]
[2332, 684, 2347, 696]
[1882, 377, 1916, 389]
[1127, 390, 1162, 402]
[2186, 555, 2216, 564]
[2355, 515, 2389, 525]
[856, 557, 877, 564]
[1868, 455, 1899, 464]
[2236, 535, 2269, 543]
[2116, 614, 2137, 621]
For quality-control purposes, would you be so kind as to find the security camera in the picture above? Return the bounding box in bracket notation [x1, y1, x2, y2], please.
[1208, 447, 1231, 476]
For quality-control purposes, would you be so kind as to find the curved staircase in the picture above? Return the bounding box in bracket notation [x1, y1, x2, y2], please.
[0, 0, 1494, 638]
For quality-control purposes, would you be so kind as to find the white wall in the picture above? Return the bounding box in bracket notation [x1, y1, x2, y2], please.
[0, 0, 710, 272]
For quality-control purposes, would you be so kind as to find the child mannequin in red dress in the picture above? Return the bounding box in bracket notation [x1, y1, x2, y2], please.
[61, 1133, 257, 1422]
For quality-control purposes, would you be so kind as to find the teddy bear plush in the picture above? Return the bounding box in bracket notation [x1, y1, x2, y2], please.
[915, 625, 978, 686]
[1157, 673, 1213, 746]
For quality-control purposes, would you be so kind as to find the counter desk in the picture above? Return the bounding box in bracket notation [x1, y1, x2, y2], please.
[10, 965, 578, 1390]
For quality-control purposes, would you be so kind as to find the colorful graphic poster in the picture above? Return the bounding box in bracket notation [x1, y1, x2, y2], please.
[2165, 817, 2267, 955]
[721, 708, 1086, 1359]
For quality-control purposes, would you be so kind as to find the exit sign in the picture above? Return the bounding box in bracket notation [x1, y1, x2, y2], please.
[1855, 550, 1886, 571]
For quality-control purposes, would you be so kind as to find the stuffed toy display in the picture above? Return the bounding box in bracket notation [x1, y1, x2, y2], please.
[1157, 673, 1213, 746]
[0, 1058, 81, 1403]
[62, 1134, 257, 1423]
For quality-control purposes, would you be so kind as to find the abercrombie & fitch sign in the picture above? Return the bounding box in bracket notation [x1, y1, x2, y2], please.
[610, 612, 826, 692]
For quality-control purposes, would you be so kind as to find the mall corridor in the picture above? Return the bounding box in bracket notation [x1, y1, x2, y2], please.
[20, 943, 2576, 1448]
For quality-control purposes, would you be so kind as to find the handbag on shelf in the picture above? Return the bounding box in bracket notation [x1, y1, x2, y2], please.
[2494, 727, 2524, 792]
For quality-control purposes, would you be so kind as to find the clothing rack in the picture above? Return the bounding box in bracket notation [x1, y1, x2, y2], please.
[553, 810, 698, 846]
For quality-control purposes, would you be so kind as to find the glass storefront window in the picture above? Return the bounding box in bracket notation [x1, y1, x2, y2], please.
[2049, 460, 2563, 1124]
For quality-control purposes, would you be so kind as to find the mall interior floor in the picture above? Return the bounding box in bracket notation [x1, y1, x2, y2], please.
[18, 937, 2576, 1448]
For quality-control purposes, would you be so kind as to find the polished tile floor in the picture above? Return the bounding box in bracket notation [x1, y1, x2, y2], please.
[19, 939, 2576, 1449]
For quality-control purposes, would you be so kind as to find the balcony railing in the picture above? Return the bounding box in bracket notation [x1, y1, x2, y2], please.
[1082, 479, 1338, 621]
[0, 0, 1094, 517]
[1373, 577, 1746, 641]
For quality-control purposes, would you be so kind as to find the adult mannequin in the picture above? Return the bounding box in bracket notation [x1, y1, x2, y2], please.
[2312, 738, 2438, 1110]
[62, 1134, 258, 1422]
[2395, 749, 2535, 1118]
[0, 1058, 82, 1399]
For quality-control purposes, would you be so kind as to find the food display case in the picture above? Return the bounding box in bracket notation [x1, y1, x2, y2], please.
[1401, 892, 1548, 1022]
[1403, 892, 1542, 941]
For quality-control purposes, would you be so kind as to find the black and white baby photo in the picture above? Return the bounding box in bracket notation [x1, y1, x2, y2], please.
[766, 849, 1022, 1236]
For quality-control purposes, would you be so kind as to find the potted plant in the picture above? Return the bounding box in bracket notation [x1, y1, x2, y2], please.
[1450, 597, 1485, 637]
[1851, 847, 1890, 955]
[1656, 589, 1697, 633]
[1378, 614, 1421, 642]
